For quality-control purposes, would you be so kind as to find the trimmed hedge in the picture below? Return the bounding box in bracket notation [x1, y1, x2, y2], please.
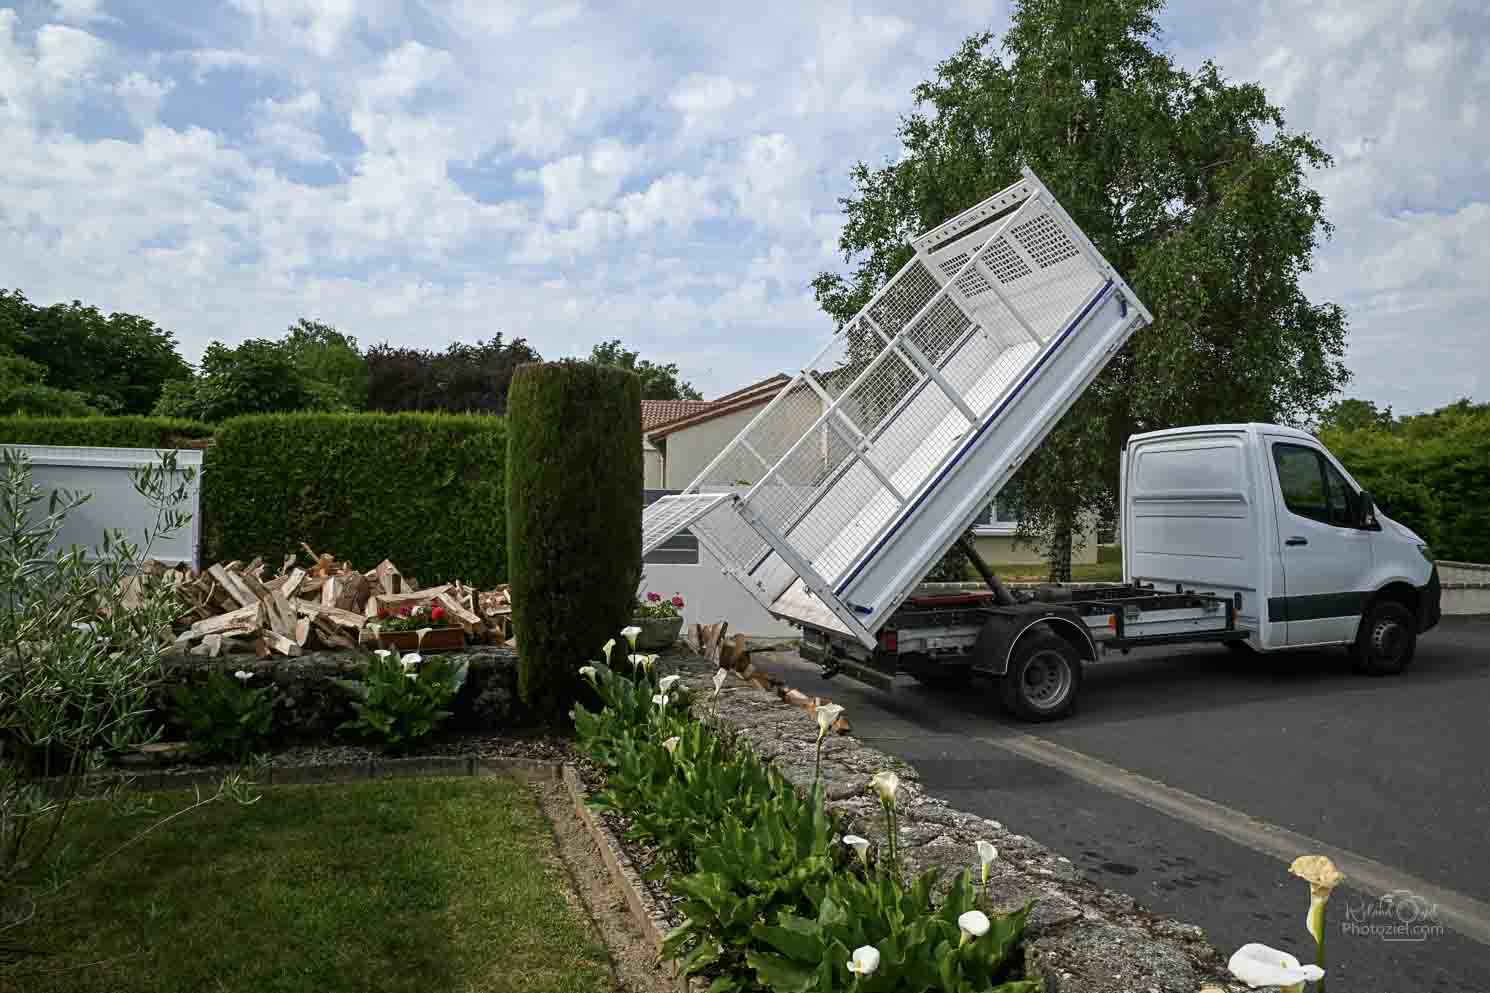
[1323, 407, 1490, 563]
[0, 415, 213, 448]
[507, 361, 641, 716]
[203, 413, 508, 586]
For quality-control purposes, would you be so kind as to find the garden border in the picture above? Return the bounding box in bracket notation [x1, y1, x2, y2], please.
[561, 765, 696, 993]
[86, 754, 561, 792]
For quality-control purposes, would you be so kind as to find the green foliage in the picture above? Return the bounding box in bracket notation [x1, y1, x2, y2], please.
[1, 288, 191, 414]
[202, 412, 507, 586]
[0, 352, 99, 417]
[154, 339, 328, 421]
[573, 657, 1040, 993]
[1318, 398, 1394, 433]
[0, 415, 212, 448]
[813, 0, 1350, 578]
[507, 361, 642, 717]
[169, 669, 276, 761]
[589, 339, 703, 400]
[1320, 399, 1490, 562]
[336, 648, 470, 753]
[0, 449, 192, 899]
[281, 319, 369, 410]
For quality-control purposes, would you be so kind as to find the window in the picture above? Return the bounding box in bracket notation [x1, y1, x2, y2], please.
[971, 500, 1019, 532]
[1273, 444, 1357, 527]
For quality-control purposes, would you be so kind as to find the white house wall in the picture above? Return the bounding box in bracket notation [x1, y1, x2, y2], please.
[640, 542, 798, 638]
[661, 405, 770, 489]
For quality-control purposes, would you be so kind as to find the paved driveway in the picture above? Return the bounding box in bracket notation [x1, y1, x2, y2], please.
[751, 615, 1490, 992]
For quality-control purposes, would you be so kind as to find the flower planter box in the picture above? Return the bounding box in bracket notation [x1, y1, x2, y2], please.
[631, 615, 684, 651]
[376, 627, 466, 653]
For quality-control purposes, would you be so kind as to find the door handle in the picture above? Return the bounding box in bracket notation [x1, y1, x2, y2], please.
[1285, 537, 1308, 546]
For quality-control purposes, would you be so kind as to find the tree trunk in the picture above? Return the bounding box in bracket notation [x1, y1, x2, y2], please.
[1047, 513, 1074, 583]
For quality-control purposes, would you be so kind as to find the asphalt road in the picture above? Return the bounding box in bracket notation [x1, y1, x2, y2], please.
[752, 615, 1490, 993]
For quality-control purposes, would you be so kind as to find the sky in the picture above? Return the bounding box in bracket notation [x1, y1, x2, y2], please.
[0, 0, 1485, 415]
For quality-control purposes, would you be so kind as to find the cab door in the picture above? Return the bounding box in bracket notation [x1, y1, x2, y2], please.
[1265, 439, 1373, 645]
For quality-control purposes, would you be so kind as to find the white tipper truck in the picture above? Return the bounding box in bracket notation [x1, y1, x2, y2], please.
[641, 169, 1441, 720]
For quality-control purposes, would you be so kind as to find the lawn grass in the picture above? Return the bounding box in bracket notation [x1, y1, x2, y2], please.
[970, 542, 1125, 583]
[4, 777, 610, 993]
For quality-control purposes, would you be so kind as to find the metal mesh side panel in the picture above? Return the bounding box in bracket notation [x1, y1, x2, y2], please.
[787, 461, 900, 584]
[641, 493, 732, 556]
[868, 260, 939, 338]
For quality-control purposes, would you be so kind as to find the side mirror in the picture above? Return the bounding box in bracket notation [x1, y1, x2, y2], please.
[1355, 490, 1376, 528]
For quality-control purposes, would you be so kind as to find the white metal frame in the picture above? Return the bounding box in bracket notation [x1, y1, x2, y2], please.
[642, 168, 1153, 648]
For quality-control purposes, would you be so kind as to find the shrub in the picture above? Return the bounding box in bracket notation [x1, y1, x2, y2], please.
[203, 412, 508, 586]
[336, 648, 470, 753]
[507, 361, 642, 716]
[1322, 402, 1490, 562]
[572, 657, 1037, 992]
[0, 415, 212, 449]
[170, 669, 277, 760]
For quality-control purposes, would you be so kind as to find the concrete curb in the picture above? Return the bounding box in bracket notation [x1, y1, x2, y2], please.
[560, 764, 694, 993]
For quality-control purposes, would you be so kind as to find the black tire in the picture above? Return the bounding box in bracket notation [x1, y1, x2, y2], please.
[998, 630, 1082, 721]
[1352, 601, 1417, 676]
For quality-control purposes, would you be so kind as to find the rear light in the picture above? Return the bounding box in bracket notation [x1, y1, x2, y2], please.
[877, 630, 898, 653]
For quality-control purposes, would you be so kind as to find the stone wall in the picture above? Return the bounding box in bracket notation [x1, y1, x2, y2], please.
[156, 648, 524, 741]
[663, 655, 1252, 993]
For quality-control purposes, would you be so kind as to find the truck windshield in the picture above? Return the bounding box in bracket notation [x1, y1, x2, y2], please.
[1273, 443, 1355, 527]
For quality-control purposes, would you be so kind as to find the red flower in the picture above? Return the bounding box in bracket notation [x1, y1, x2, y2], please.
[431, 605, 446, 622]
[399, 606, 411, 617]
[647, 592, 661, 602]
[671, 595, 684, 609]
[378, 607, 389, 618]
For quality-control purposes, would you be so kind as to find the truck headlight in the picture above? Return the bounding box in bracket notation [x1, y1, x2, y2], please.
[1417, 544, 1434, 562]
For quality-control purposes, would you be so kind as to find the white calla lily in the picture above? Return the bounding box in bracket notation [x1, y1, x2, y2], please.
[233, 669, 253, 682]
[1228, 943, 1324, 990]
[977, 839, 998, 885]
[652, 693, 669, 709]
[401, 652, 422, 668]
[842, 834, 870, 865]
[846, 945, 879, 976]
[712, 668, 727, 695]
[601, 637, 616, 659]
[373, 649, 391, 659]
[815, 703, 844, 738]
[662, 736, 681, 754]
[958, 909, 990, 942]
[579, 665, 597, 681]
[870, 770, 899, 807]
[658, 674, 681, 693]
[621, 625, 642, 650]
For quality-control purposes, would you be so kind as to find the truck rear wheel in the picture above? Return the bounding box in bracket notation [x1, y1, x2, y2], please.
[1353, 601, 1416, 676]
[999, 631, 1082, 721]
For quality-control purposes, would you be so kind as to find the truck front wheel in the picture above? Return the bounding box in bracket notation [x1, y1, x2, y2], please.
[998, 631, 1082, 721]
[1353, 601, 1416, 676]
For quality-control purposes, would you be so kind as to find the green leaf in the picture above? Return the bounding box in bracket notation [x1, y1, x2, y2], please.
[751, 915, 822, 962]
[745, 950, 818, 993]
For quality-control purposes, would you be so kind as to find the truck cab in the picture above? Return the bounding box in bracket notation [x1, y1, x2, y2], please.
[1122, 423, 1440, 666]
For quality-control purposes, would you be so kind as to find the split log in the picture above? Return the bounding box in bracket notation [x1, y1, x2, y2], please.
[264, 632, 301, 657]
[239, 572, 297, 636]
[294, 601, 364, 632]
[207, 564, 257, 608]
[719, 633, 749, 672]
[190, 603, 259, 638]
[436, 592, 482, 632]
[373, 559, 401, 596]
[293, 617, 312, 647]
[334, 571, 369, 612]
[312, 617, 359, 651]
[374, 585, 450, 608]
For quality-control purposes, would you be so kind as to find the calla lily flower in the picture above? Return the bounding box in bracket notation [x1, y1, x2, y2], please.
[958, 909, 990, 941]
[659, 674, 681, 693]
[870, 770, 899, 807]
[1290, 854, 1344, 944]
[405, 671, 418, 680]
[712, 668, 727, 695]
[842, 834, 870, 865]
[662, 736, 680, 754]
[621, 625, 642, 650]
[233, 670, 253, 682]
[815, 703, 844, 738]
[1228, 943, 1324, 990]
[652, 693, 669, 709]
[579, 665, 597, 681]
[402, 652, 422, 666]
[601, 637, 616, 659]
[373, 649, 391, 659]
[628, 653, 657, 671]
[846, 945, 879, 976]
[977, 840, 998, 885]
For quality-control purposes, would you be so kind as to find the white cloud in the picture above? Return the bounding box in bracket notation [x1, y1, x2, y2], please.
[35, 23, 108, 87]
[52, 0, 112, 26]
[670, 73, 754, 121]
[523, 140, 645, 222]
[254, 90, 326, 162]
[114, 72, 173, 129]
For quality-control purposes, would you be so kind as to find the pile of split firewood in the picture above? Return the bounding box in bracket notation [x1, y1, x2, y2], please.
[152, 544, 512, 659]
[693, 620, 850, 734]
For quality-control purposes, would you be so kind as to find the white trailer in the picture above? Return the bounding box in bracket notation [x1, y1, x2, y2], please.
[642, 169, 1440, 719]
